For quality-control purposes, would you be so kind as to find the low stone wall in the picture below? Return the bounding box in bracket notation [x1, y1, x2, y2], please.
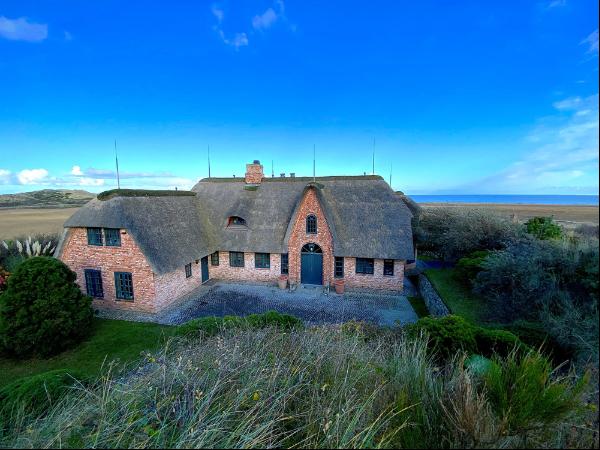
[418, 274, 450, 317]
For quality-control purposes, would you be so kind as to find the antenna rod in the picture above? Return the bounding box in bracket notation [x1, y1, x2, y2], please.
[271, 160, 274, 177]
[313, 144, 316, 182]
[115, 139, 121, 189]
[207, 145, 211, 178]
[372, 137, 375, 175]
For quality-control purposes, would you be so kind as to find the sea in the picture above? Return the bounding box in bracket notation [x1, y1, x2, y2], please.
[409, 195, 599, 205]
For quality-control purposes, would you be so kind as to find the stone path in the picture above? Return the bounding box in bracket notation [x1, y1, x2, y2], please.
[97, 281, 418, 327]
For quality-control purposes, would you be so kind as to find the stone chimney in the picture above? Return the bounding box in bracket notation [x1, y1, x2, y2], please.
[245, 160, 264, 184]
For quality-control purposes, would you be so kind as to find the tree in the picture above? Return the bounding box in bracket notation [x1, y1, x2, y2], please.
[0, 257, 93, 358]
[525, 217, 563, 240]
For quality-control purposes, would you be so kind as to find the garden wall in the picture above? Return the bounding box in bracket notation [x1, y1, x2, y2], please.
[418, 273, 450, 317]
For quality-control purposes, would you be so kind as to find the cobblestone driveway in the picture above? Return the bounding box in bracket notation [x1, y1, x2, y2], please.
[98, 281, 418, 326]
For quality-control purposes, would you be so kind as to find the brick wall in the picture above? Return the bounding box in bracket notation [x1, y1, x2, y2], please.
[342, 258, 405, 291]
[155, 261, 202, 310]
[245, 162, 264, 184]
[209, 251, 283, 283]
[287, 187, 334, 285]
[60, 227, 157, 313]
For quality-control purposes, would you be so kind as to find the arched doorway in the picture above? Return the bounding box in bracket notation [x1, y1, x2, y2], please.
[301, 243, 323, 285]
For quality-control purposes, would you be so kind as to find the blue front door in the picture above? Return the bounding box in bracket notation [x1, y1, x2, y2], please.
[201, 256, 209, 283]
[301, 243, 323, 285]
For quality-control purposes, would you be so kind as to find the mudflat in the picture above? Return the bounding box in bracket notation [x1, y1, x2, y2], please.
[0, 207, 80, 240]
[422, 203, 599, 226]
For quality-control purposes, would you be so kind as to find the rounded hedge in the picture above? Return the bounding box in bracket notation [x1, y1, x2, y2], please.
[0, 257, 93, 358]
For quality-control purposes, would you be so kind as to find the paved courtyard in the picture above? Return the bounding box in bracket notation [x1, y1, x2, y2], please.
[98, 281, 418, 326]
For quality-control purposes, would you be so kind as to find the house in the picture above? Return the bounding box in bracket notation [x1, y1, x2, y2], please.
[56, 160, 414, 313]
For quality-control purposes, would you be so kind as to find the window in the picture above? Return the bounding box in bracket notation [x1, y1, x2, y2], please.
[185, 263, 192, 278]
[87, 227, 103, 246]
[384, 259, 394, 276]
[210, 251, 219, 266]
[281, 253, 289, 275]
[84, 269, 104, 299]
[334, 257, 344, 278]
[114, 272, 134, 301]
[104, 228, 121, 246]
[355, 258, 374, 275]
[255, 252, 270, 269]
[229, 251, 245, 267]
[228, 216, 247, 227]
[306, 214, 317, 234]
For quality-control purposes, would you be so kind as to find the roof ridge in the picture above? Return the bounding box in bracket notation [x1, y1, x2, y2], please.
[198, 175, 385, 183]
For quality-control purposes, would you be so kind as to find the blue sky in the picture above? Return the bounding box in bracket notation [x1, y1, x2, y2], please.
[0, 0, 598, 194]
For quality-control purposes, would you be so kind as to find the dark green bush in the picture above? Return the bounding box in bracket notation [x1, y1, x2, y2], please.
[455, 250, 491, 285]
[484, 350, 588, 435]
[0, 257, 94, 358]
[410, 315, 478, 359]
[0, 369, 85, 421]
[410, 315, 524, 359]
[525, 216, 563, 240]
[176, 311, 303, 337]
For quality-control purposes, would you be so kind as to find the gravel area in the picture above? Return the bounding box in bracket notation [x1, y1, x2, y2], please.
[97, 281, 418, 327]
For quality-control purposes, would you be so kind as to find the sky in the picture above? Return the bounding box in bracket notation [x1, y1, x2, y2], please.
[0, 0, 598, 195]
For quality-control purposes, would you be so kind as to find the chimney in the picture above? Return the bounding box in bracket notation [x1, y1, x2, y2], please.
[245, 160, 264, 184]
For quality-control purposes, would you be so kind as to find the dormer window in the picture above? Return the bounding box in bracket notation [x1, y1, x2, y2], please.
[306, 215, 317, 234]
[228, 216, 247, 227]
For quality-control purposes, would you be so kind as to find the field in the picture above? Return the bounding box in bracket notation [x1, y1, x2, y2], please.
[422, 203, 599, 227]
[0, 207, 80, 239]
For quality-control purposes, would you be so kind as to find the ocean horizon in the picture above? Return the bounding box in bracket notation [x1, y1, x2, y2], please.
[409, 194, 599, 205]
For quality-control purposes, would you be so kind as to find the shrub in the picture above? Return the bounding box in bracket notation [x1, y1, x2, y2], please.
[483, 350, 588, 437]
[414, 208, 522, 261]
[455, 250, 491, 285]
[410, 315, 478, 359]
[410, 315, 524, 360]
[525, 216, 563, 240]
[0, 369, 85, 422]
[175, 311, 303, 337]
[0, 257, 94, 358]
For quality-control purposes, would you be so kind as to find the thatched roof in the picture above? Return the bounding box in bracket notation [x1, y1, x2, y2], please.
[58, 177, 414, 274]
[192, 176, 414, 260]
[60, 195, 218, 274]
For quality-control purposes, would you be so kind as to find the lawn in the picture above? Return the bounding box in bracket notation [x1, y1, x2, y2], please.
[423, 268, 489, 325]
[0, 318, 175, 387]
[408, 296, 429, 318]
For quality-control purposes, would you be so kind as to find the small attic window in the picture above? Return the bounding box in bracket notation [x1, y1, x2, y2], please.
[227, 216, 247, 227]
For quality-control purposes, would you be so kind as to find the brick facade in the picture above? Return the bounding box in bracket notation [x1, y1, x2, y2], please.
[155, 262, 202, 310]
[209, 251, 283, 282]
[342, 258, 405, 291]
[61, 227, 158, 312]
[287, 187, 334, 286]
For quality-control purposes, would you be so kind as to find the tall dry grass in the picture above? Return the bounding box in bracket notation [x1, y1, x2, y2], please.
[1, 326, 595, 449]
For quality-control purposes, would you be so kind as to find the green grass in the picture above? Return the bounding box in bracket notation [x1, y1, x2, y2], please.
[0, 318, 175, 388]
[408, 296, 429, 318]
[424, 268, 489, 325]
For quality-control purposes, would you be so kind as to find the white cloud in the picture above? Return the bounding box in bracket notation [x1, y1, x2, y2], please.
[71, 165, 83, 176]
[0, 16, 47, 42]
[0, 169, 11, 184]
[211, 5, 224, 23]
[17, 168, 49, 185]
[78, 177, 105, 187]
[581, 29, 599, 54]
[548, 0, 566, 7]
[465, 94, 599, 193]
[252, 8, 278, 30]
